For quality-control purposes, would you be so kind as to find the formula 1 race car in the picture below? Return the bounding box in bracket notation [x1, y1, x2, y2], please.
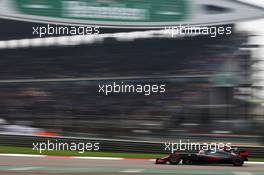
[156, 149, 249, 166]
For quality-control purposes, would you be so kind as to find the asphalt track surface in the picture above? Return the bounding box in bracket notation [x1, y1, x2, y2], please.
[0, 156, 264, 175]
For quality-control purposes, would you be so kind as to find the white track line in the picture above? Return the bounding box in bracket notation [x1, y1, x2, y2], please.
[245, 161, 264, 165]
[233, 172, 254, 175]
[0, 154, 45, 158]
[9, 167, 40, 171]
[121, 169, 144, 173]
[72, 156, 122, 160]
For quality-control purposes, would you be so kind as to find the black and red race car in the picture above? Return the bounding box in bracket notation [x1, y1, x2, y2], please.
[156, 149, 249, 166]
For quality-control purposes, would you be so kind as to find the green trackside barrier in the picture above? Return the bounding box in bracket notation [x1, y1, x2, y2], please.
[14, 0, 189, 22]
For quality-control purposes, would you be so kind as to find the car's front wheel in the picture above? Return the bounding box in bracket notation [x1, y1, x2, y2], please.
[182, 159, 192, 165]
[232, 156, 244, 166]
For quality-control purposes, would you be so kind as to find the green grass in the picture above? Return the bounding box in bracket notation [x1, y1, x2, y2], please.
[0, 146, 166, 158]
[0, 146, 263, 162]
[249, 157, 264, 162]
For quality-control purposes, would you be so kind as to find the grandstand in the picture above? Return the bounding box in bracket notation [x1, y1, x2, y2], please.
[0, 19, 259, 139]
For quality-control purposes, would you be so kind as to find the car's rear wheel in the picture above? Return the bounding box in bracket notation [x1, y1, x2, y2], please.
[169, 156, 180, 165]
[232, 156, 244, 166]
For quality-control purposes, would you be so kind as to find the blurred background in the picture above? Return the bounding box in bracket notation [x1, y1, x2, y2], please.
[0, 0, 263, 149]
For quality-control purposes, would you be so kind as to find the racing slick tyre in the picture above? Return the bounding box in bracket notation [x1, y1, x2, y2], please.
[232, 156, 244, 166]
[169, 156, 180, 165]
